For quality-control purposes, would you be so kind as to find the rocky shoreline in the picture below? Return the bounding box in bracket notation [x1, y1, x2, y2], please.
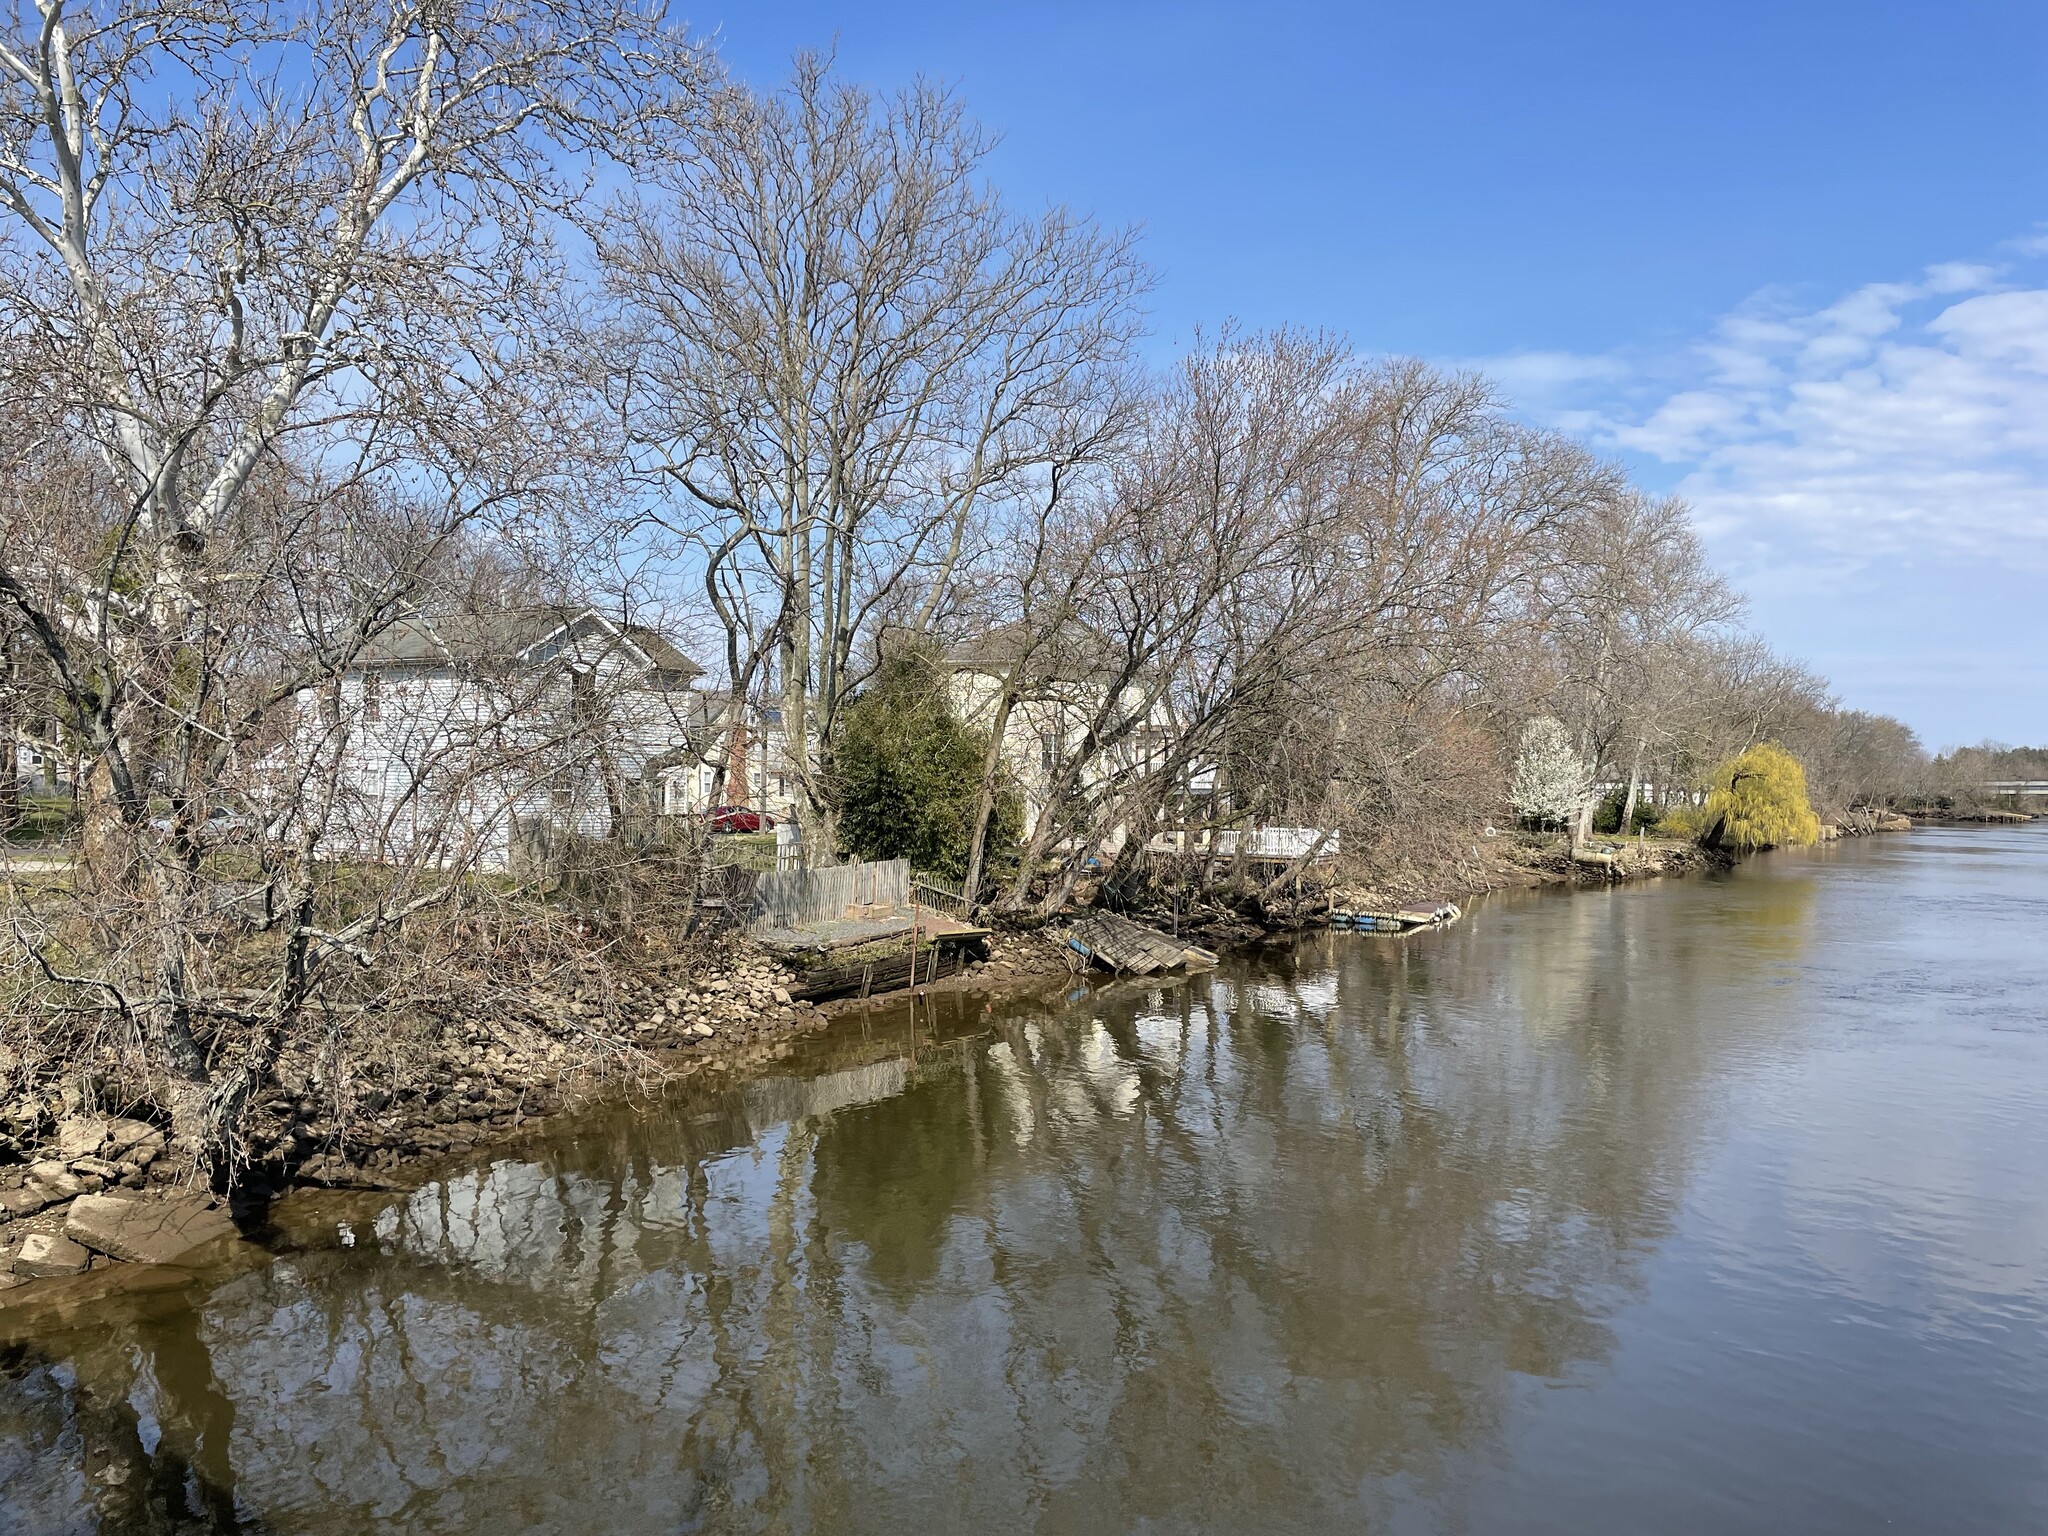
[0, 927, 1075, 1306]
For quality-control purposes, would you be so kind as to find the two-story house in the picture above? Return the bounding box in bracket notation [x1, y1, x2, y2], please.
[302, 607, 722, 869]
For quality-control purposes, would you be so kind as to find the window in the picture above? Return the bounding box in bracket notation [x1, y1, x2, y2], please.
[361, 670, 383, 722]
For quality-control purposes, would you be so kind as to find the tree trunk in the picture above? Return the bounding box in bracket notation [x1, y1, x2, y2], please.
[1004, 792, 1063, 912]
[961, 681, 1020, 904]
[1618, 737, 1645, 836]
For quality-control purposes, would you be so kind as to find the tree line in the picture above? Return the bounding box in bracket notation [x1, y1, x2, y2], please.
[0, 0, 1940, 1179]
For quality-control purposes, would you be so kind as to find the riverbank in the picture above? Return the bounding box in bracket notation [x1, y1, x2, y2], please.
[0, 815, 1916, 1302]
[0, 924, 1078, 1301]
[1908, 807, 2037, 824]
[1224, 808, 1914, 944]
[1148, 831, 1728, 948]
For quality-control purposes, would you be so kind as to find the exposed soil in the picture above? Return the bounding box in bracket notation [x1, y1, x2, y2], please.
[0, 926, 1077, 1304]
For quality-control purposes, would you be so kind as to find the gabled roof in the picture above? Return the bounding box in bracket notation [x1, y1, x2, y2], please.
[350, 607, 702, 680]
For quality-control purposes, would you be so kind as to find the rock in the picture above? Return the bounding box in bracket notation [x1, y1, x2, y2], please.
[69, 1157, 121, 1181]
[14, 1231, 92, 1278]
[0, 1186, 57, 1219]
[53, 1117, 108, 1161]
[101, 1119, 161, 1159]
[66, 1192, 237, 1265]
[690, 1023, 715, 1038]
[27, 1162, 83, 1201]
[773, 987, 791, 1004]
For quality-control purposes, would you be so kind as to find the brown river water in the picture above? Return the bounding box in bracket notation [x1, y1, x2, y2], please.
[3, 825, 2046, 1534]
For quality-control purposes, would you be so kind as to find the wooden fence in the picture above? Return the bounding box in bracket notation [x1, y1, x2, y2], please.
[908, 871, 975, 920]
[749, 858, 910, 931]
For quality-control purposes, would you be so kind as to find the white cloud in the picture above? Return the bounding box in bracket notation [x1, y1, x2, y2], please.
[1486, 249, 2048, 572]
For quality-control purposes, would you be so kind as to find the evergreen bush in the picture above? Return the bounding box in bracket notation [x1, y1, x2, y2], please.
[832, 646, 1023, 881]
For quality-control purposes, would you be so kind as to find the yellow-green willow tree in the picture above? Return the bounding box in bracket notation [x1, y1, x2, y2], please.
[1700, 744, 1822, 850]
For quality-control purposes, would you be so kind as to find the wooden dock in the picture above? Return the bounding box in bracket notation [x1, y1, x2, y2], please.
[1062, 911, 1218, 976]
[787, 942, 977, 1002]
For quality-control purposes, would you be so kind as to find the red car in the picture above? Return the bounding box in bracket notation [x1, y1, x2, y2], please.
[705, 804, 775, 834]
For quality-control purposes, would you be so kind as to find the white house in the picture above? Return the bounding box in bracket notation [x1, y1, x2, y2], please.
[12, 740, 68, 799]
[933, 622, 1202, 857]
[930, 623, 1337, 866]
[302, 607, 730, 869]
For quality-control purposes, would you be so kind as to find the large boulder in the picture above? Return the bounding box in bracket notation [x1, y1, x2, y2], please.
[66, 1193, 237, 1265]
[13, 1231, 92, 1278]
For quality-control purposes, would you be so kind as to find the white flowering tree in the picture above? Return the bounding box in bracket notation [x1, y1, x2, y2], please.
[1509, 717, 1592, 831]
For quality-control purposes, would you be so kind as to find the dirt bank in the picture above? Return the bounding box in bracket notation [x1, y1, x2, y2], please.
[0, 926, 1075, 1303]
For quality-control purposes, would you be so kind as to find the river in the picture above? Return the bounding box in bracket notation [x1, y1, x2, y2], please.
[4, 825, 2046, 1533]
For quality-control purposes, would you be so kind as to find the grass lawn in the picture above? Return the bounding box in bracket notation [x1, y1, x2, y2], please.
[5, 795, 75, 844]
[708, 830, 778, 872]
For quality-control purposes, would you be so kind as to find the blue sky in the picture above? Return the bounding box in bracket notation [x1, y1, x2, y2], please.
[703, 2, 2048, 751]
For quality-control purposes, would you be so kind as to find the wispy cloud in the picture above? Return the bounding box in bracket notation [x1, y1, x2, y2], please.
[1479, 252, 2048, 573]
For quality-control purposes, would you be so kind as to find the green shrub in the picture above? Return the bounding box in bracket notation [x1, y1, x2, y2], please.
[1592, 788, 1663, 836]
[1658, 801, 1706, 841]
[832, 645, 1022, 882]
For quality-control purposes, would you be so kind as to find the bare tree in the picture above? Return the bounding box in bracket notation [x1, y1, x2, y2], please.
[1534, 490, 1742, 843]
[983, 329, 1365, 912]
[595, 54, 1145, 856]
[0, 0, 704, 1179]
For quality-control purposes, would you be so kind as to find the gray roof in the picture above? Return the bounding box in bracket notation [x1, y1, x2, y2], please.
[934, 620, 1122, 684]
[351, 607, 702, 679]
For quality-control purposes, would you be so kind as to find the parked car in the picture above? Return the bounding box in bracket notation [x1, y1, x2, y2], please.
[704, 804, 775, 834]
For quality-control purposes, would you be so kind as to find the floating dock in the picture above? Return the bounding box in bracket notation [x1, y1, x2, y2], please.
[1328, 901, 1461, 933]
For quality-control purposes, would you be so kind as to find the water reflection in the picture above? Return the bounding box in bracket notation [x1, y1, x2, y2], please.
[6, 834, 2045, 1534]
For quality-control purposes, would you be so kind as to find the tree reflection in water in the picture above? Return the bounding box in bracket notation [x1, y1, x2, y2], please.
[0, 863, 1822, 1535]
